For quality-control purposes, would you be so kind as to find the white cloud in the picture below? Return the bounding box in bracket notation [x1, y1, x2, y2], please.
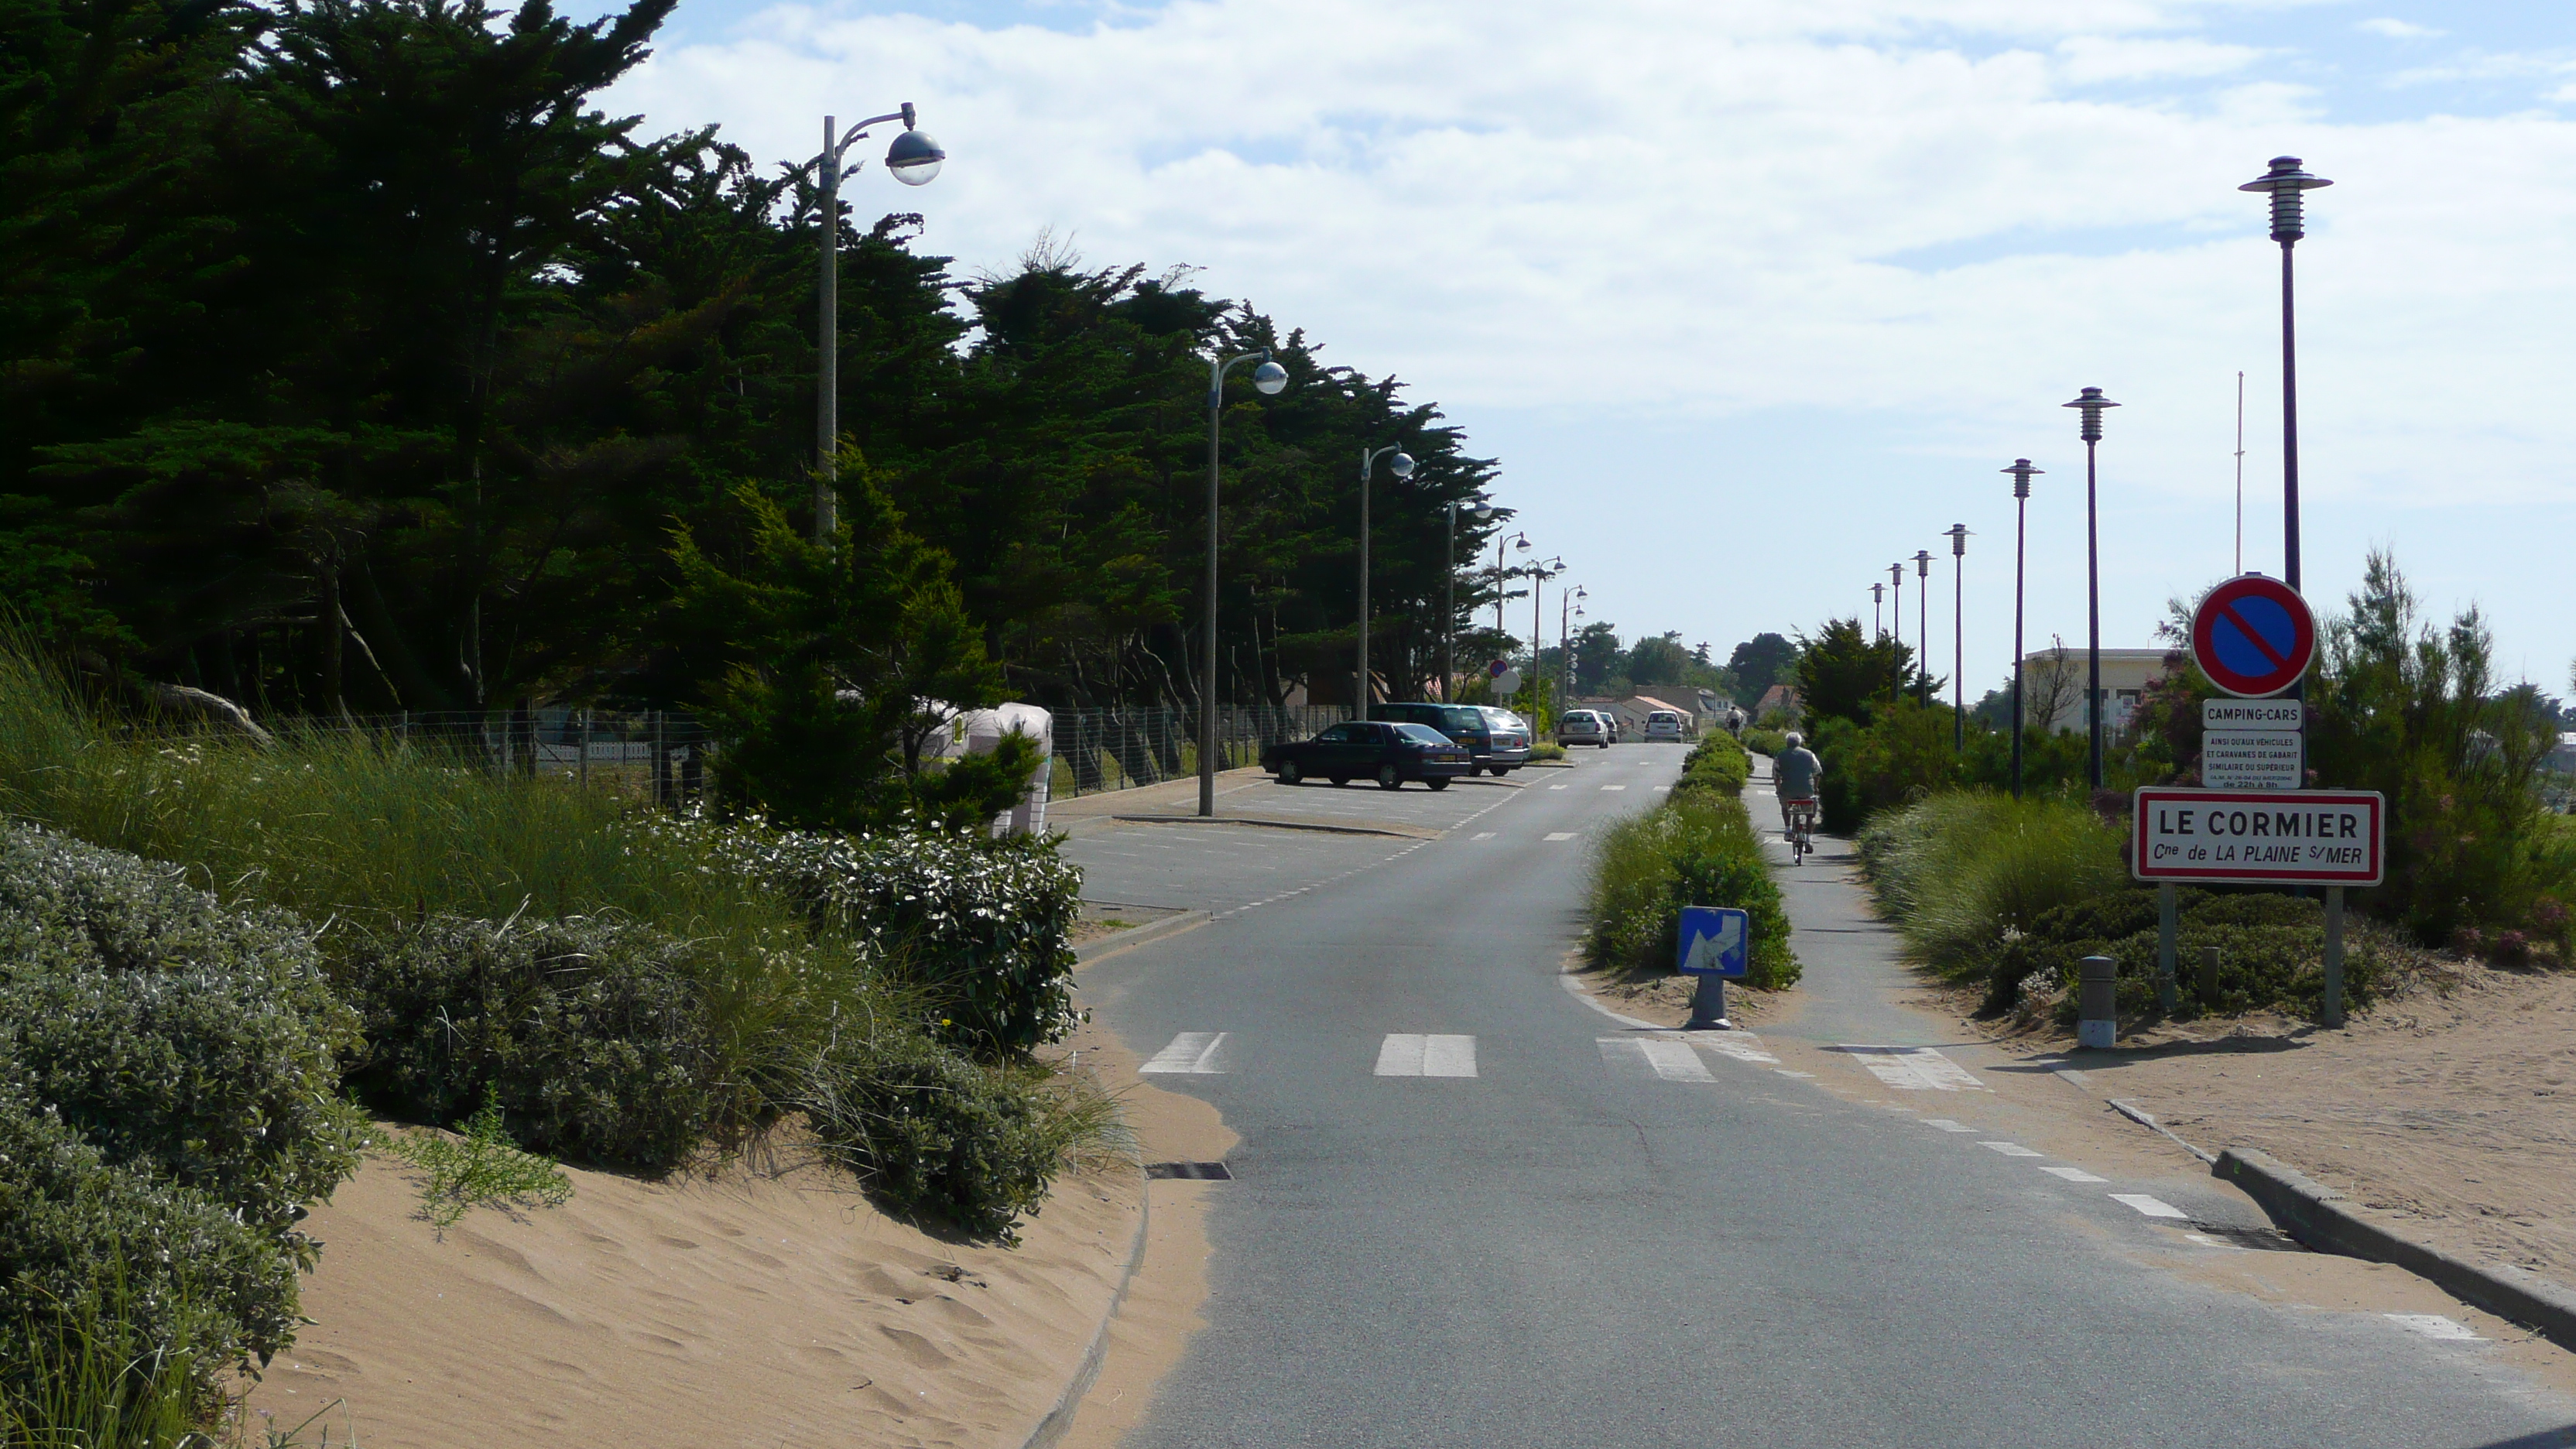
[605, 0, 2576, 677]
[2356, 17, 2443, 39]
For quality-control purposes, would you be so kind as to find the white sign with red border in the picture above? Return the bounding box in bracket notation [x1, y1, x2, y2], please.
[2132, 787, 2383, 886]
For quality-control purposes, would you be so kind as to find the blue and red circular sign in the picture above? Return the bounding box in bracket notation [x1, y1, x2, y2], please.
[2191, 574, 2315, 698]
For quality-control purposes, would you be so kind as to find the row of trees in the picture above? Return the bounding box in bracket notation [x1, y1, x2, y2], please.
[3, 0, 1514, 735]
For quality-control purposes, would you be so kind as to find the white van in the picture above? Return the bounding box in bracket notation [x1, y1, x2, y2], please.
[1642, 710, 1684, 742]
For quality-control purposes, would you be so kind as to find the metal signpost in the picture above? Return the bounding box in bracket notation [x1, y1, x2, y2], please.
[1677, 906, 1751, 1030]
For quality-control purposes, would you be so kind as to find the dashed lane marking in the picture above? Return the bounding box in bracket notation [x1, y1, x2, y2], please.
[1140, 1032, 1230, 1075]
[1920, 1119, 1978, 1132]
[1545, 832, 1578, 841]
[1841, 1045, 1985, 1091]
[1598, 1038, 1713, 1082]
[1601, 784, 1626, 791]
[1472, 831, 1496, 840]
[2386, 1314, 2482, 1341]
[2039, 1165, 2109, 1183]
[1980, 1142, 2043, 1157]
[2111, 1194, 2191, 1219]
[1653, 785, 1671, 792]
[1375, 1033, 1478, 1077]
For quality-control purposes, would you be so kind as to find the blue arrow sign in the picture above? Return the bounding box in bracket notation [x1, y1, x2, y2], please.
[1677, 906, 1750, 978]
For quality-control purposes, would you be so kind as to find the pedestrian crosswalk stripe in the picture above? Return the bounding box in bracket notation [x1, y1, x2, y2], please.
[1141, 1032, 1230, 1074]
[1840, 1045, 1985, 1091]
[2040, 1166, 2108, 1183]
[2111, 1193, 2190, 1219]
[1375, 1033, 1477, 1077]
[1597, 1037, 1714, 1082]
[1920, 1119, 1978, 1132]
[1980, 1141, 2043, 1157]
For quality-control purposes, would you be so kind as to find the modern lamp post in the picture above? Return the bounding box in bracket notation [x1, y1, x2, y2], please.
[2240, 156, 2331, 593]
[2063, 387, 2119, 792]
[1889, 561, 1906, 697]
[1442, 502, 1492, 701]
[812, 104, 944, 543]
[1872, 581, 1885, 639]
[1561, 588, 1586, 709]
[1945, 525, 1970, 750]
[1528, 555, 1564, 714]
[1199, 349, 1290, 816]
[1355, 444, 1416, 714]
[2002, 458, 2043, 798]
[1493, 531, 1530, 637]
[1912, 549, 1933, 706]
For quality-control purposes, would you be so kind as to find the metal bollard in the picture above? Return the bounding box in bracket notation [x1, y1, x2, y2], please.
[2198, 945, 2221, 1002]
[2077, 954, 2118, 1049]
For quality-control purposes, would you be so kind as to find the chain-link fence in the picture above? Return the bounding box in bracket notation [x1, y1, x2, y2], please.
[1049, 704, 1349, 798]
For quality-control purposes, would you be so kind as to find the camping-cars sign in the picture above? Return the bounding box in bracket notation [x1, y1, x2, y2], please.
[2132, 787, 2383, 886]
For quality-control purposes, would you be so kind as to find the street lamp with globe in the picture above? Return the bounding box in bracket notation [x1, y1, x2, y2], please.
[1197, 351, 1290, 815]
[812, 104, 943, 542]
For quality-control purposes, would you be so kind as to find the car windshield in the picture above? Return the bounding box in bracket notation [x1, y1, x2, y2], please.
[1440, 706, 1484, 731]
[1392, 724, 1450, 744]
[1482, 708, 1526, 729]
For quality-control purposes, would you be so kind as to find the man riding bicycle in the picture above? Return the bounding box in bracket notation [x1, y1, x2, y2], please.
[1773, 730, 1823, 834]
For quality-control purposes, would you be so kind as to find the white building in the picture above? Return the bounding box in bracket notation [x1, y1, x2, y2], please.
[2018, 647, 2170, 738]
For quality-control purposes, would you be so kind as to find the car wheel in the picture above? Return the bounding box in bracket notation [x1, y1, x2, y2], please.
[1426, 777, 1450, 792]
[1376, 765, 1402, 790]
[1466, 763, 1483, 776]
[1279, 760, 1303, 785]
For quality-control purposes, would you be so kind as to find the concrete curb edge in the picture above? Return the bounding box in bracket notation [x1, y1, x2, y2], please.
[2215, 1146, 2576, 1352]
[1019, 1168, 1151, 1449]
[1074, 909, 1212, 963]
[1106, 814, 1438, 841]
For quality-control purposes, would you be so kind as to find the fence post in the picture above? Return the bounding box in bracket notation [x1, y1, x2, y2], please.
[653, 710, 670, 808]
[577, 708, 589, 789]
[2156, 881, 2177, 1014]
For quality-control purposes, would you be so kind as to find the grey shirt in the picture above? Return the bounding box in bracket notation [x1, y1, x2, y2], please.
[1775, 746, 1822, 798]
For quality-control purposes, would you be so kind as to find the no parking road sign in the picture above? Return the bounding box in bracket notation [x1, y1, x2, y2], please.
[2191, 574, 2315, 699]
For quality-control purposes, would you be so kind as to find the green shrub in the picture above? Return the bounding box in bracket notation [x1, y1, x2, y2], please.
[797, 1032, 1068, 1243]
[1744, 728, 1790, 758]
[687, 820, 1084, 1055]
[1673, 733, 1749, 796]
[337, 915, 725, 1173]
[0, 825, 365, 1235]
[1585, 793, 1798, 988]
[0, 1085, 299, 1399]
[0, 1253, 221, 1449]
[1857, 793, 2126, 986]
[385, 1100, 576, 1234]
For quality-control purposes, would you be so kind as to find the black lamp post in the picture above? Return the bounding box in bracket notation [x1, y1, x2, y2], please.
[1889, 561, 1906, 698]
[2002, 458, 2042, 798]
[1912, 549, 1933, 706]
[1442, 502, 1490, 703]
[1945, 525, 1969, 749]
[2239, 156, 2331, 593]
[1199, 349, 1290, 816]
[1872, 581, 1884, 639]
[2062, 388, 2119, 792]
[1355, 444, 1415, 714]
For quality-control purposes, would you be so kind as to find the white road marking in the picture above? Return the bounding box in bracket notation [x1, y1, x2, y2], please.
[2386, 1314, 2482, 1341]
[1472, 831, 1496, 840]
[1841, 1045, 1985, 1091]
[1694, 1033, 1780, 1064]
[1140, 1032, 1230, 1074]
[1920, 1119, 1978, 1133]
[1774, 1069, 1815, 1078]
[2111, 1194, 2191, 1220]
[2040, 1166, 2109, 1183]
[1980, 1142, 2043, 1157]
[1550, 784, 1568, 790]
[1376, 1033, 1477, 1077]
[1545, 831, 1577, 841]
[1653, 785, 1671, 792]
[1601, 784, 1626, 791]
[1598, 1038, 1712, 1082]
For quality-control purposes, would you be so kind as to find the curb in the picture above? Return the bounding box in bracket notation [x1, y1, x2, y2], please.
[1074, 908, 1211, 963]
[1107, 814, 1439, 841]
[2215, 1147, 2576, 1352]
[1019, 1169, 1151, 1449]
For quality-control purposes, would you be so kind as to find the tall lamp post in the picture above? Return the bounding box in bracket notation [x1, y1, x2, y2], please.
[1872, 581, 1885, 639]
[1199, 349, 1290, 816]
[1442, 502, 1491, 701]
[1560, 585, 1586, 712]
[1493, 531, 1530, 637]
[1528, 556, 1564, 716]
[1355, 445, 1416, 714]
[2002, 459, 2043, 797]
[2063, 388, 2119, 791]
[1912, 549, 1933, 706]
[2240, 156, 2331, 593]
[1889, 561, 1906, 697]
[1944, 525, 1970, 750]
[812, 104, 943, 542]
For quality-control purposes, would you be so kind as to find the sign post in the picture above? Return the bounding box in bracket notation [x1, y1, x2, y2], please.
[2133, 786, 2382, 1025]
[1677, 906, 1750, 1030]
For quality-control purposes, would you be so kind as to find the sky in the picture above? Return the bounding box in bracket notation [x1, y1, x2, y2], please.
[601, 0, 2576, 701]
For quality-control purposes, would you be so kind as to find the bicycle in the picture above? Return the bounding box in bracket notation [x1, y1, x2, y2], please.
[1782, 796, 1819, 865]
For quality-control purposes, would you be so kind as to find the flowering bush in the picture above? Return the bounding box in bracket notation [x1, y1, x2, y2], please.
[667, 814, 1085, 1055]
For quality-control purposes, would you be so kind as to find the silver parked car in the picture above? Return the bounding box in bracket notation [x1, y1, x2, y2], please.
[1557, 709, 1612, 748]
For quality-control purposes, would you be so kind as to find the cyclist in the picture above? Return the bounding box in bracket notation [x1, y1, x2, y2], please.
[1774, 730, 1823, 834]
[1725, 707, 1745, 738]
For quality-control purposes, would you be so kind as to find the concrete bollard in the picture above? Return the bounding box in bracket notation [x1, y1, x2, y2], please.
[2077, 954, 2118, 1049]
[1686, 971, 1731, 1030]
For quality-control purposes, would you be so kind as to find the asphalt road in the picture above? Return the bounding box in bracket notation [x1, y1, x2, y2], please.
[1070, 745, 2576, 1448]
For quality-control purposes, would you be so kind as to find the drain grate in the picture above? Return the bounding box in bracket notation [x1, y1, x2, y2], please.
[1146, 1161, 1233, 1180]
[2189, 1223, 2306, 1252]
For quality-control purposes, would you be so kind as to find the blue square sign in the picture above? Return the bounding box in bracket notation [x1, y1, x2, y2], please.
[1677, 906, 1750, 978]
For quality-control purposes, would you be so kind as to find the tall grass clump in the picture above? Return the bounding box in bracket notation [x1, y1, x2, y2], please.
[1856, 792, 2126, 984]
[1584, 792, 1798, 988]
